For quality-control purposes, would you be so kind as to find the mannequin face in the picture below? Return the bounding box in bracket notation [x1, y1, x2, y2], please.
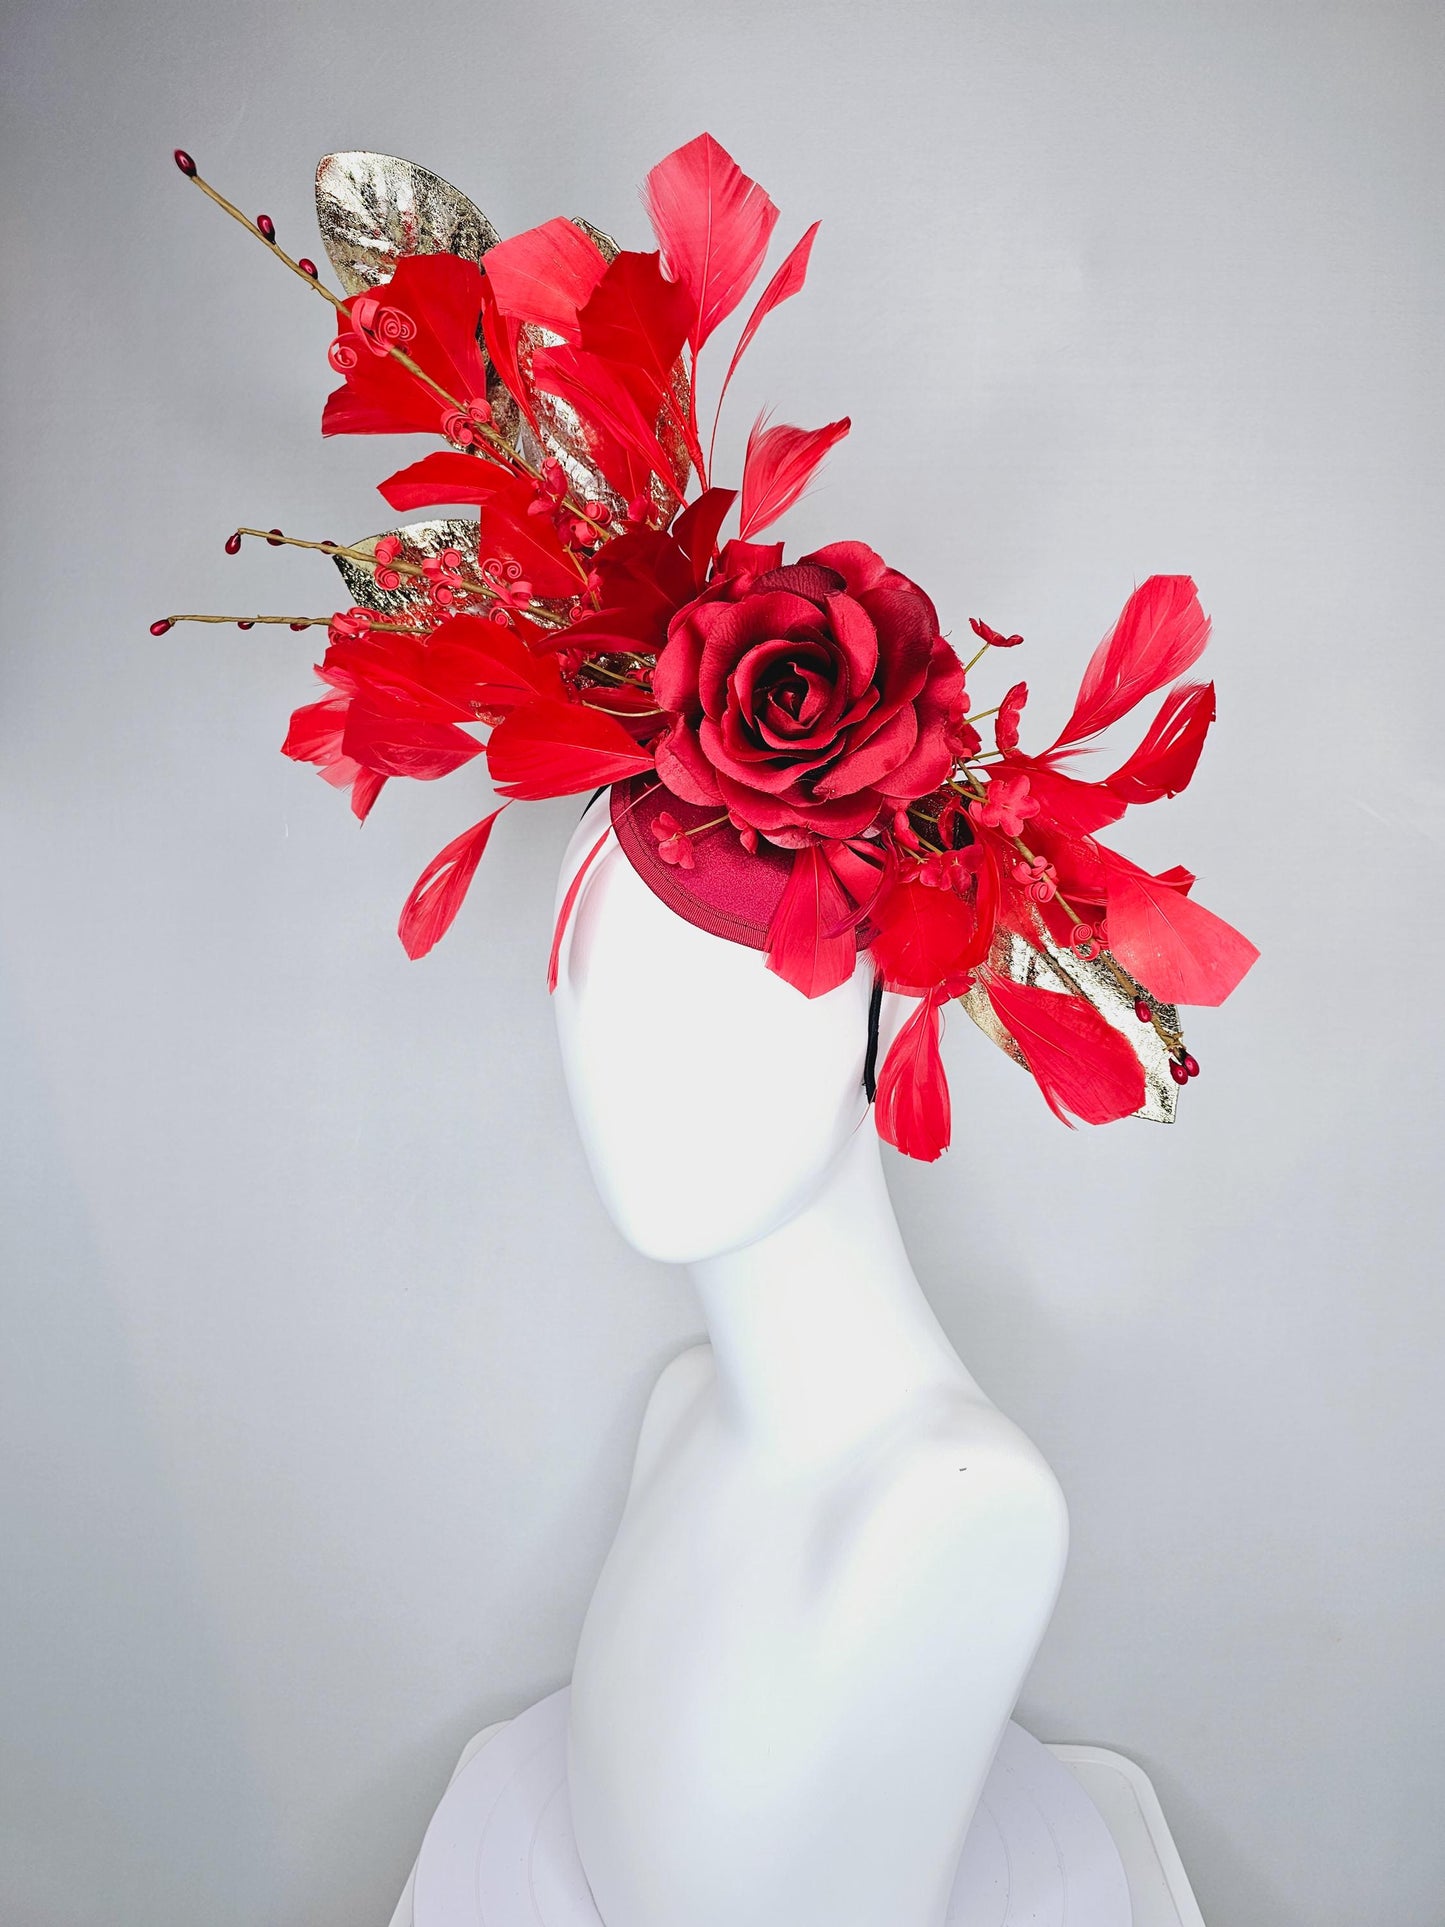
[553, 798, 877, 1265]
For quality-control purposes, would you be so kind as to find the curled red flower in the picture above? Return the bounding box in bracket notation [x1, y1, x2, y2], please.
[651, 541, 966, 846]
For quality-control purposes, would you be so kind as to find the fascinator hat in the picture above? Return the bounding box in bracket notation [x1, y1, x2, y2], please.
[161, 136, 1257, 1160]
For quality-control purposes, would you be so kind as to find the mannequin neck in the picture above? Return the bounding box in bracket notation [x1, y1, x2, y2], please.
[689, 1126, 978, 1464]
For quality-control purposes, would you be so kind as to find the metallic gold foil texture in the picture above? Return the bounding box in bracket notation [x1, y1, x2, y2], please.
[332, 520, 480, 619]
[314, 152, 500, 292]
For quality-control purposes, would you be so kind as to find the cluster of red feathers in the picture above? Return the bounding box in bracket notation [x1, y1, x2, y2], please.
[176, 133, 1257, 1159]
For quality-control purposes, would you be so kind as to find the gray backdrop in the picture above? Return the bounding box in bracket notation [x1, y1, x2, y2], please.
[3, 3, 1441, 1924]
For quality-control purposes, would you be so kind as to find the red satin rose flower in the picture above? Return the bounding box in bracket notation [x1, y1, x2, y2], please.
[651, 540, 967, 845]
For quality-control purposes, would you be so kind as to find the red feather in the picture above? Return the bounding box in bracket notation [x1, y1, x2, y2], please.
[398, 807, 507, 960]
[1003, 757, 1126, 836]
[420, 614, 566, 711]
[1049, 576, 1211, 751]
[670, 486, 737, 587]
[323, 634, 476, 723]
[348, 770, 387, 822]
[642, 133, 779, 353]
[548, 827, 611, 993]
[485, 699, 654, 799]
[282, 694, 388, 819]
[481, 217, 607, 340]
[1101, 854, 1258, 1006]
[869, 858, 998, 994]
[714, 221, 820, 422]
[531, 341, 687, 503]
[738, 416, 850, 539]
[875, 988, 952, 1161]
[282, 693, 349, 766]
[1104, 681, 1216, 802]
[575, 252, 692, 394]
[983, 974, 1145, 1126]
[322, 254, 490, 438]
[764, 844, 857, 998]
[341, 705, 483, 780]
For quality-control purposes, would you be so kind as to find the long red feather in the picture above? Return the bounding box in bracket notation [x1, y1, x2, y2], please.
[1101, 855, 1258, 1006]
[1104, 681, 1216, 802]
[531, 342, 686, 503]
[713, 222, 820, 428]
[398, 806, 507, 960]
[485, 700, 654, 800]
[419, 614, 566, 711]
[575, 251, 692, 393]
[983, 974, 1145, 1126]
[547, 827, 611, 993]
[764, 845, 857, 998]
[341, 705, 483, 780]
[480, 217, 607, 340]
[875, 988, 952, 1161]
[642, 133, 779, 353]
[1049, 576, 1211, 751]
[738, 416, 850, 539]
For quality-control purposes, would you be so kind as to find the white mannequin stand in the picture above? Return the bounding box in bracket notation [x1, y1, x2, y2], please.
[413, 799, 1134, 1927]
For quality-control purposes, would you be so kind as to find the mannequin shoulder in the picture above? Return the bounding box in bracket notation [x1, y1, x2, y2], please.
[829, 1389, 1069, 1587]
[628, 1342, 715, 1491]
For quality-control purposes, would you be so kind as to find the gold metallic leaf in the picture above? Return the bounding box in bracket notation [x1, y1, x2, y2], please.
[332, 519, 478, 619]
[959, 926, 1181, 1123]
[314, 153, 524, 449]
[314, 152, 501, 293]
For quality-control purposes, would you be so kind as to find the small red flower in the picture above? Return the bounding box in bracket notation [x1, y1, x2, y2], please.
[969, 617, 1024, 649]
[995, 680, 1028, 752]
[649, 809, 695, 868]
[969, 768, 1039, 837]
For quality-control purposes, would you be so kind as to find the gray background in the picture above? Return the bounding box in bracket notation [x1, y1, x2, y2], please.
[2, 2, 1441, 1923]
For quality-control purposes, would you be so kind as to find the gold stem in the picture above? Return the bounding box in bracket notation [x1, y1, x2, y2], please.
[183, 166, 611, 546]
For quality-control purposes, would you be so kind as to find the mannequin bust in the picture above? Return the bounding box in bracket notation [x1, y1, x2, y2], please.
[552, 797, 1070, 1927]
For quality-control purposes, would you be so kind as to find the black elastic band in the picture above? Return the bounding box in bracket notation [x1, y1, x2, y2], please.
[863, 972, 884, 1102]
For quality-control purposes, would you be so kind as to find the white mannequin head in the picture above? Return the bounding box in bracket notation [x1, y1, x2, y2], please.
[552, 795, 886, 1265]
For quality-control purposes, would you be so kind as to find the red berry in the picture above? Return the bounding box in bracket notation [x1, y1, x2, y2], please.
[224, 531, 242, 555]
[149, 618, 173, 635]
[1183, 1053, 1200, 1078]
[266, 528, 284, 546]
[1134, 998, 1152, 1023]
[1169, 1061, 1189, 1085]
[173, 149, 196, 176]
[298, 258, 319, 278]
[255, 214, 276, 242]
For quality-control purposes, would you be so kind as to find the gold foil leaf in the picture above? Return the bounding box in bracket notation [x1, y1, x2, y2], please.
[315, 152, 501, 294]
[960, 926, 1181, 1123]
[333, 519, 478, 618]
